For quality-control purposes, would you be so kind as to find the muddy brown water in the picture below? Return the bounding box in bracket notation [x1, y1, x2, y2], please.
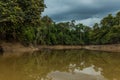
[0, 50, 120, 80]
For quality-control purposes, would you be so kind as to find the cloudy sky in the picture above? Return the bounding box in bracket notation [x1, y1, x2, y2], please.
[43, 0, 120, 26]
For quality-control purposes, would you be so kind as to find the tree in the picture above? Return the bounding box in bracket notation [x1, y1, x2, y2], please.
[0, 0, 45, 42]
[115, 11, 120, 25]
[101, 14, 115, 28]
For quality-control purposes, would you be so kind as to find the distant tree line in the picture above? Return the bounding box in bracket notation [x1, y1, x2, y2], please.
[0, 0, 120, 45]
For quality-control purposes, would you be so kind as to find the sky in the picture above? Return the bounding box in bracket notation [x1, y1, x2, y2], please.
[43, 0, 120, 26]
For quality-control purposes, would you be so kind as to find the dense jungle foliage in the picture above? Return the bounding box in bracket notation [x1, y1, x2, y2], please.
[0, 0, 120, 45]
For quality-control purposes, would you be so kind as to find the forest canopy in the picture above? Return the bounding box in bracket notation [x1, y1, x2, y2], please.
[0, 0, 120, 45]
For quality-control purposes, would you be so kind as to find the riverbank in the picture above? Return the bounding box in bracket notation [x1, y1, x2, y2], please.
[38, 44, 120, 52]
[83, 44, 120, 53]
[0, 42, 38, 53]
[0, 42, 120, 53]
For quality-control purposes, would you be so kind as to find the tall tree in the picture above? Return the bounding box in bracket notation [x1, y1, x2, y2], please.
[0, 0, 45, 41]
[115, 11, 120, 25]
[101, 14, 115, 28]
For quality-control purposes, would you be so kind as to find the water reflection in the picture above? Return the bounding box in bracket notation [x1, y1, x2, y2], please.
[0, 50, 120, 80]
[48, 65, 106, 80]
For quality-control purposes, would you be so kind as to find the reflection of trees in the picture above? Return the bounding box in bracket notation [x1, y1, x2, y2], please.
[0, 50, 120, 80]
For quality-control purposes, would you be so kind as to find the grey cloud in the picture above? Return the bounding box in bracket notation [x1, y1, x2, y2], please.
[43, 0, 120, 23]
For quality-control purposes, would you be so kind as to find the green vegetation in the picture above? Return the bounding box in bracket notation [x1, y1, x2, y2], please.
[0, 0, 120, 45]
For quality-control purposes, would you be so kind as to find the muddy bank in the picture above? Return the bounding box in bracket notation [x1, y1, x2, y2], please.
[38, 44, 120, 52]
[1, 42, 120, 53]
[83, 44, 120, 53]
[38, 45, 82, 50]
[0, 42, 38, 53]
